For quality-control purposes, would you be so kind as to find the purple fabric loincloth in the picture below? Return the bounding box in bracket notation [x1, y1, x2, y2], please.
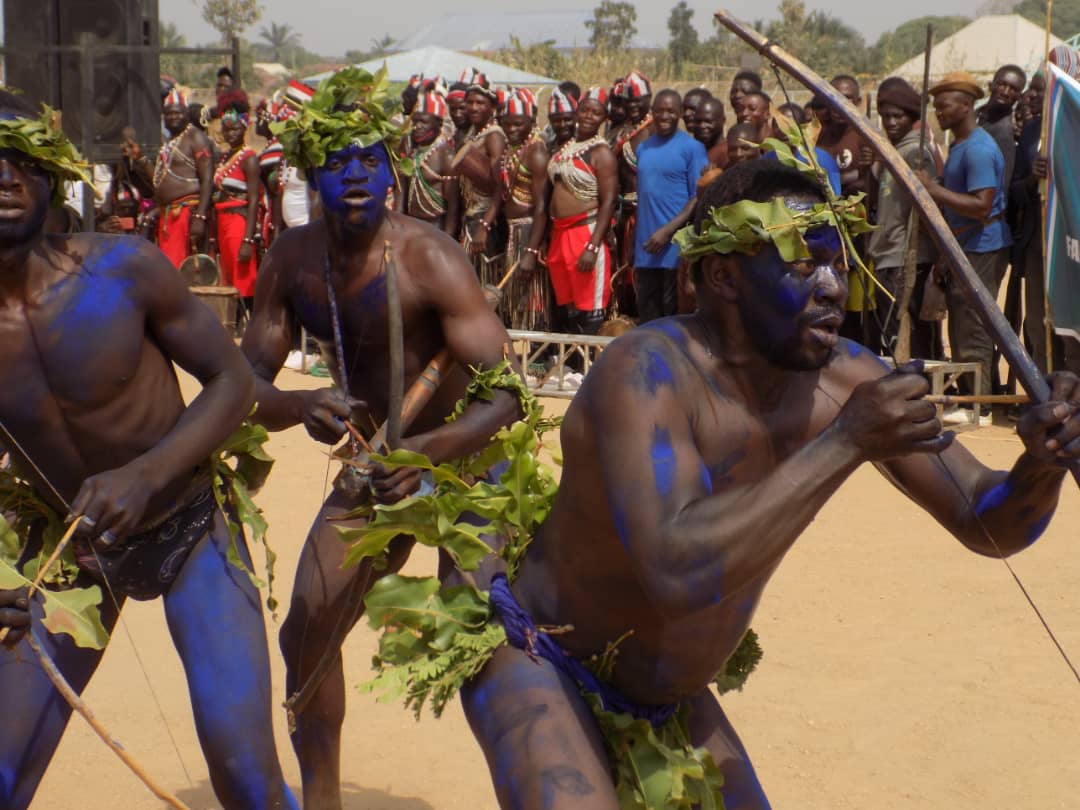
[489, 573, 677, 727]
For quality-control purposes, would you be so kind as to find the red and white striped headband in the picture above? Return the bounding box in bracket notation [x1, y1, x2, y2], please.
[584, 86, 609, 106]
[163, 87, 187, 109]
[621, 70, 652, 99]
[548, 88, 577, 115]
[416, 90, 448, 119]
[502, 88, 536, 118]
[284, 80, 315, 110]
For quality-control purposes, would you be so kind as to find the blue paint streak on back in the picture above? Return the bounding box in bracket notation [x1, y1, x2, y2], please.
[650, 426, 677, 500]
[974, 479, 1013, 516]
[645, 318, 688, 347]
[698, 460, 713, 494]
[642, 347, 675, 394]
[1025, 512, 1053, 546]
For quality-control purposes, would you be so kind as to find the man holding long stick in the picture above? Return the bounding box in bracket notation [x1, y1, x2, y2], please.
[459, 159, 1080, 810]
[0, 91, 296, 809]
[240, 68, 519, 809]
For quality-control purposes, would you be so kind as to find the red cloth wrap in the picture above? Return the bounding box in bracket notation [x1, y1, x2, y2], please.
[547, 212, 611, 311]
[157, 195, 199, 269]
[215, 200, 257, 297]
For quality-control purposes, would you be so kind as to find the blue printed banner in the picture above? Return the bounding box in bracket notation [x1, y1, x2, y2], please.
[1046, 64, 1080, 339]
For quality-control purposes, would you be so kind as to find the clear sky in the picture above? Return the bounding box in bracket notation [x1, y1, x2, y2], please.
[1, 1, 986, 57]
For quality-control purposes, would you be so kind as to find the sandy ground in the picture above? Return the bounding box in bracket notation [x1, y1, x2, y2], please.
[29, 366, 1080, 809]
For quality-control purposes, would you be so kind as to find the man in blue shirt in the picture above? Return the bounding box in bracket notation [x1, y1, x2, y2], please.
[634, 89, 710, 322]
[917, 71, 1012, 396]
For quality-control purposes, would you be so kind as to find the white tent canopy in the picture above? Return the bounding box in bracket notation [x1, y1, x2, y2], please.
[890, 15, 1063, 82]
[305, 46, 559, 87]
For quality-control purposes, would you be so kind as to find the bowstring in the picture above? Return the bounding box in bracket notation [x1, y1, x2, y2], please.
[812, 381, 1080, 686]
[87, 544, 195, 786]
[767, 63, 1080, 686]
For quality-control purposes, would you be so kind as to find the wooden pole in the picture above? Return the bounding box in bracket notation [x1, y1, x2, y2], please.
[1040, 0, 1056, 374]
[895, 25, 933, 362]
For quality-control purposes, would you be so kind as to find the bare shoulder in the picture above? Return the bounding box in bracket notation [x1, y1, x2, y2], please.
[392, 212, 470, 277]
[262, 220, 324, 276]
[182, 125, 212, 152]
[589, 141, 617, 168]
[582, 318, 702, 402]
[821, 337, 893, 396]
[56, 232, 168, 278]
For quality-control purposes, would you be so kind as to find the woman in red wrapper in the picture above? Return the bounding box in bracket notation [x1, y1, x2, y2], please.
[214, 91, 260, 312]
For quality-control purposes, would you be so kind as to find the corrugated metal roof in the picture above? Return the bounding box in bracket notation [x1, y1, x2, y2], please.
[304, 46, 559, 86]
[393, 9, 657, 52]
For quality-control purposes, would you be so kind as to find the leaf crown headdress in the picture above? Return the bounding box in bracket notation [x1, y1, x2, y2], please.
[674, 113, 874, 272]
[0, 94, 92, 207]
[271, 66, 408, 174]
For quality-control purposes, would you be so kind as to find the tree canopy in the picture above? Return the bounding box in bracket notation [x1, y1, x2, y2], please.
[586, 1, 638, 51]
[201, 0, 262, 44]
[1016, 0, 1080, 39]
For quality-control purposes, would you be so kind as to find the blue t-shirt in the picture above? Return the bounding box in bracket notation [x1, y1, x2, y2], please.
[942, 127, 1011, 253]
[762, 147, 842, 196]
[634, 130, 709, 269]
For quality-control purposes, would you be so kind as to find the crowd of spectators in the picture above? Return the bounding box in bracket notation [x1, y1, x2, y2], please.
[72, 56, 1080, 402]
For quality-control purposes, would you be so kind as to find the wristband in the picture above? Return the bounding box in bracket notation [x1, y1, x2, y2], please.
[478, 220, 491, 231]
[242, 236, 256, 245]
[584, 242, 600, 254]
[191, 212, 208, 221]
[524, 247, 540, 256]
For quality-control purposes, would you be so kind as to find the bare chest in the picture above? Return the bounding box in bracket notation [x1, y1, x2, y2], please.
[0, 272, 147, 414]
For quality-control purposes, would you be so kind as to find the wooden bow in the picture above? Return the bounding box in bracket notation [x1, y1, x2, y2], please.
[715, 9, 1080, 488]
[0, 419, 191, 809]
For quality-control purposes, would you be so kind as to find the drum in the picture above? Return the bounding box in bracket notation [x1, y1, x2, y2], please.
[190, 285, 240, 336]
[179, 253, 220, 286]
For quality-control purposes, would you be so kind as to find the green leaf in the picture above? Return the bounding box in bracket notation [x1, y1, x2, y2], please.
[0, 559, 108, 650]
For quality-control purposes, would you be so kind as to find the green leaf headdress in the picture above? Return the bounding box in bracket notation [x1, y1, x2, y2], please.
[271, 65, 408, 174]
[0, 99, 93, 207]
[674, 111, 887, 300]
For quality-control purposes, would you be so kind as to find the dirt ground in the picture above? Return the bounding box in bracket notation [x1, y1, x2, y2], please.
[30, 366, 1080, 809]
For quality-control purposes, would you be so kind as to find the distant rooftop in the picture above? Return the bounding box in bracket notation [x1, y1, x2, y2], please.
[393, 9, 658, 52]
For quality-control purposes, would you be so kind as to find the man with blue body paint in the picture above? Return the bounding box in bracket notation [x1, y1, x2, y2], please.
[240, 69, 519, 809]
[0, 91, 297, 809]
[459, 160, 1080, 809]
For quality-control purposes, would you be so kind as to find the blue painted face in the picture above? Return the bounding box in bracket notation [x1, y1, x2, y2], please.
[736, 213, 847, 371]
[312, 142, 394, 230]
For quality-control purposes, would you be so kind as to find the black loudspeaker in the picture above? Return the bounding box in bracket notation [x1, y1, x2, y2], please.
[3, 0, 161, 163]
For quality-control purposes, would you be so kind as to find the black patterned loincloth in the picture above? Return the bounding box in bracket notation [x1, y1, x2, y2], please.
[73, 485, 218, 601]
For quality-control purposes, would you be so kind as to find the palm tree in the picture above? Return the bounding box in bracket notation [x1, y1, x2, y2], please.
[258, 22, 301, 62]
